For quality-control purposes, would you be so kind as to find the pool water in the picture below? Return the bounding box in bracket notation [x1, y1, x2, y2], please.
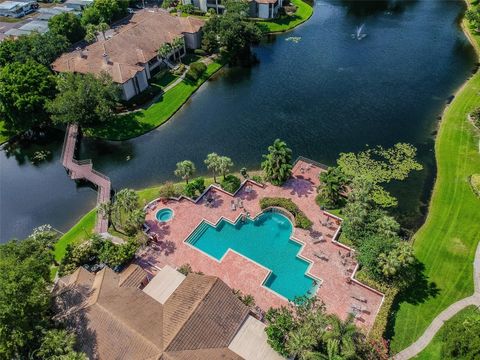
[186, 212, 317, 300]
[156, 208, 173, 222]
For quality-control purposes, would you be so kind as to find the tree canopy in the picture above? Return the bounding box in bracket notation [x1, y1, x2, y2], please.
[0, 60, 56, 132]
[261, 139, 293, 185]
[174, 160, 196, 183]
[337, 143, 422, 207]
[47, 72, 120, 126]
[49, 12, 86, 44]
[201, 12, 262, 64]
[0, 32, 69, 67]
[0, 227, 56, 358]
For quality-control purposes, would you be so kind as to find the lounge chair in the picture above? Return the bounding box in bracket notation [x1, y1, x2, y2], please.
[231, 203, 237, 211]
[312, 236, 324, 244]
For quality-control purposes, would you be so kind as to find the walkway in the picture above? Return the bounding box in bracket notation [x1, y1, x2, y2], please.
[61, 123, 111, 233]
[393, 240, 480, 359]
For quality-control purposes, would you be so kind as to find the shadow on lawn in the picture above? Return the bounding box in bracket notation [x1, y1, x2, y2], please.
[385, 261, 440, 341]
[85, 111, 153, 141]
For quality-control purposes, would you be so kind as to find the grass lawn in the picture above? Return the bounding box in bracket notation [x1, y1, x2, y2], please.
[0, 120, 17, 144]
[414, 306, 479, 359]
[389, 17, 480, 352]
[53, 209, 96, 263]
[84, 60, 225, 141]
[254, 0, 313, 33]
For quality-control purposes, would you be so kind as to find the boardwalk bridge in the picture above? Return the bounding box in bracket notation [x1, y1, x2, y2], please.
[61, 124, 111, 233]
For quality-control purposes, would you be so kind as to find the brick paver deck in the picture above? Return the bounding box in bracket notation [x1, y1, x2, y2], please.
[137, 160, 384, 330]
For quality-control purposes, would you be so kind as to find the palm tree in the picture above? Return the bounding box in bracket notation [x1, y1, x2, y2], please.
[204, 152, 221, 183]
[319, 167, 347, 208]
[97, 22, 110, 40]
[322, 314, 360, 360]
[261, 139, 292, 186]
[174, 160, 196, 184]
[85, 24, 98, 43]
[285, 326, 318, 360]
[158, 42, 173, 60]
[219, 156, 234, 180]
[173, 36, 185, 62]
[113, 188, 139, 231]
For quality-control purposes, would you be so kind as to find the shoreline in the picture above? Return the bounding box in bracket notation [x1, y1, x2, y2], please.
[389, 1, 480, 353]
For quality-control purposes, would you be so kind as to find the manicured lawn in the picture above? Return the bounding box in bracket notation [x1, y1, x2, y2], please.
[389, 21, 480, 351]
[254, 0, 313, 33]
[54, 209, 96, 262]
[0, 120, 16, 144]
[84, 60, 225, 141]
[414, 306, 479, 359]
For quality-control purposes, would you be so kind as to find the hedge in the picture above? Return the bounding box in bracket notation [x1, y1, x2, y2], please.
[355, 270, 399, 343]
[259, 197, 313, 229]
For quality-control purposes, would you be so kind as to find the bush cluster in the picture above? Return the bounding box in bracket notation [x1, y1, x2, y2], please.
[221, 174, 241, 193]
[59, 235, 139, 276]
[259, 197, 313, 229]
[185, 61, 207, 81]
[184, 177, 206, 198]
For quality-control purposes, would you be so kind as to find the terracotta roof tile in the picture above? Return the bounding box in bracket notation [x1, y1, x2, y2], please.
[51, 10, 204, 84]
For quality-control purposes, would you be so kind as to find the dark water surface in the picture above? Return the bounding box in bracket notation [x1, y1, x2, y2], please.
[0, 0, 476, 242]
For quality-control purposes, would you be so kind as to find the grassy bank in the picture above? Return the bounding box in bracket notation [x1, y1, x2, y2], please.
[84, 60, 225, 141]
[389, 13, 480, 352]
[414, 306, 478, 359]
[254, 0, 313, 33]
[54, 210, 96, 262]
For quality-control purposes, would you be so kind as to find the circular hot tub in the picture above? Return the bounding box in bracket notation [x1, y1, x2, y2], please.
[156, 208, 174, 222]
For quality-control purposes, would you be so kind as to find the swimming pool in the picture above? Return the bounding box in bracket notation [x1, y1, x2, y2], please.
[186, 212, 318, 300]
[156, 208, 174, 222]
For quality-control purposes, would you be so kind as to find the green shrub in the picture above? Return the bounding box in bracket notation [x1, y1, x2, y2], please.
[221, 174, 241, 193]
[470, 107, 480, 128]
[470, 174, 480, 197]
[259, 197, 313, 229]
[184, 177, 206, 198]
[185, 61, 207, 81]
[251, 175, 264, 184]
[158, 181, 182, 198]
[178, 263, 193, 275]
[177, 4, 194, 13]
[98, 239, 139, 269]
[194, 49, 207, 56]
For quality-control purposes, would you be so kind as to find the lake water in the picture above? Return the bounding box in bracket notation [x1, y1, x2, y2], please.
[0, 0, 476, 242]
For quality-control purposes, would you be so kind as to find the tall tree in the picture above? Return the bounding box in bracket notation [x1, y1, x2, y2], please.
[174, 160, 196, 184]
[318, 166, 348, 208]
[0, 32, 69, 67]
[0, 60, 56, 132]
[337, 143, 422, 207]
[0, 228, 57, 359]
[219, 156, 234, 180]
[47, 72, 120, 127]
[323, 314, 361, 359]
[261, 139, 293, 186]
[37, 329, 88, 360]
[48, 12, 85, 44]
[204, 152, 221, 183]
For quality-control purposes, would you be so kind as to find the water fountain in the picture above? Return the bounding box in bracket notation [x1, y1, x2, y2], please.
[352, 24, 367, 40]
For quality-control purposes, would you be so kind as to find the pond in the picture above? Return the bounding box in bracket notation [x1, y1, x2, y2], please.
[0, 0, 476, 242]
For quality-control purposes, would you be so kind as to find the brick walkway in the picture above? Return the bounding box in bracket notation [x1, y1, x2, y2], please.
[137, 159, 384, 330]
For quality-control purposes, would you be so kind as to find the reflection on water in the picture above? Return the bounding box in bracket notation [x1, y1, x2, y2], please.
[0, 0, 476, 242]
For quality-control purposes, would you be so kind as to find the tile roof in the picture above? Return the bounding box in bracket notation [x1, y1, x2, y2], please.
[54, 265, 250, 360]
[51, 10, 204, 84]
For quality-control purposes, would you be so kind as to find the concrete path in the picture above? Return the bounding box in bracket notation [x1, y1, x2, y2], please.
[393, 241, 480, 359]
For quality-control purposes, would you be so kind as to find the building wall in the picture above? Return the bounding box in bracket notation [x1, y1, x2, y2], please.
[258, 3, 270, 19]
[122, 79, 136, 101]
[184, 32, 202, 49]
[137, 70, 149, 92]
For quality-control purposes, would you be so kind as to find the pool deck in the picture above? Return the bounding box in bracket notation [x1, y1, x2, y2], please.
[137, 160, 384, 330]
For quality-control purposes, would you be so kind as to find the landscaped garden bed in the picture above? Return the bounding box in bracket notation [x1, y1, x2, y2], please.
[259, 197, 313, 229]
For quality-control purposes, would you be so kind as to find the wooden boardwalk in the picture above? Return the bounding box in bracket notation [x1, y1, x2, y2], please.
[61, 124, 111, 233]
